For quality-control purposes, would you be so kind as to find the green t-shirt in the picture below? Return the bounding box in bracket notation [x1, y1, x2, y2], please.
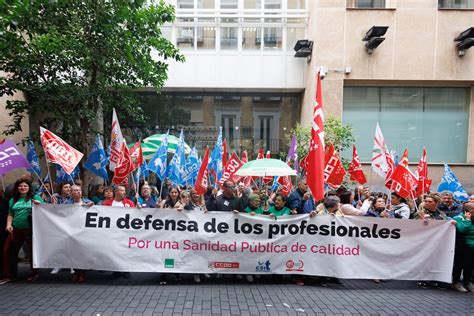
[268, 205, 291, 216]
[244, 206, 265, 215]
[9, 195, 44, 229]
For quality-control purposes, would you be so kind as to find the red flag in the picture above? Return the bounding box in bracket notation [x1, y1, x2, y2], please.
[109, 108, 124, 171]
[299, 153, 309, 170]
[222, 138, 228, 167]
[112, 141, 135, 185]
[306, 71, 325, 201]
[384, 152, 396, 189]
[278, 175, 292, 196]
[348, 145, 367, 184]
[195, 147, 210, 195]
[129, 141, 143, 170]
[257, 147, 264, 159]
[390, 149, 418, 199]
[415, 147, 432, 196]
[219, 153, 244, 187]
[40, 127, 84, 175]
[324, 145, 345, 188]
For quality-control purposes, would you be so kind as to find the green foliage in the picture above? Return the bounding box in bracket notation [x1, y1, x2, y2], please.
[285, 116, 355, 161]
[0, 0, 184, 152]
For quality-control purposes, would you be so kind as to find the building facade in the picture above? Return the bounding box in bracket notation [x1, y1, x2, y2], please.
[1, 0, 473, 191]
[156, 0, 474, 191]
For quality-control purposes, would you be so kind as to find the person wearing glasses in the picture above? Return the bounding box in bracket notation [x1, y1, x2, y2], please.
[206, 180, 244, 213]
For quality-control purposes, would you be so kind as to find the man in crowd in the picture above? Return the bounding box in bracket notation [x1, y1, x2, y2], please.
[438, 191, 463, 218]
[415, 194, 447, 220]
[206, 180, 244, 213]
[102, 186, 136, 207]
[287, 178, 311, 214]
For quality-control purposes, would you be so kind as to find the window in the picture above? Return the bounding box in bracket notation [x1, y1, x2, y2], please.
[286, 27, 305, 52]
[197, 0, 215, 9]
[176, 27, 195, 50]
[264, 0, 281, 9]
[220, 27, 238, 50]
[259, 116, 273, 150]
[221, 0, 238, 9]
[342, 87, 470, 163]
[177, 0, 194, 9]
[215, 95, 241, 101]
[263, 27, 282, 50]
[196, 27, 216, 50]
[243, 27, 261, 50]
[348, 0, 386, 8]
[253, 108, 281, 152]
[288, 0, 306, 9]
[438, 0, 474, 8]
[244, 0, 262, 9]
[221, 115, 236, 142]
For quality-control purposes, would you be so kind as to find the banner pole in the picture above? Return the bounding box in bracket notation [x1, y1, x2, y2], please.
[0, 175, 4, 191]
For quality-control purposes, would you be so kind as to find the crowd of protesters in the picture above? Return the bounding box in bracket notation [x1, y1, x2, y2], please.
[0, 174, 473, 292]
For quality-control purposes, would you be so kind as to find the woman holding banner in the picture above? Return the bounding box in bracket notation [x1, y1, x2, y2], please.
[268, 194, 292, 218]
[53, 182, 73, 205]
[0, 179, 43, 284]
[339, 191, 370, 216]
[160, 186, 181, 209]
[185, 189, 207, 212]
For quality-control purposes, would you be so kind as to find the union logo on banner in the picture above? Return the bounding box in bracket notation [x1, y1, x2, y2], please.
[40, 127, 83, 175]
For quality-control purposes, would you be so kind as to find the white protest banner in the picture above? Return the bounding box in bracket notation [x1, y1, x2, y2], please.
[33, 205, 455, 282]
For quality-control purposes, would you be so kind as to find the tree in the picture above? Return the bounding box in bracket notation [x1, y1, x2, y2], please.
[285, 116, 355, 163]
[0, 0, 184, 153]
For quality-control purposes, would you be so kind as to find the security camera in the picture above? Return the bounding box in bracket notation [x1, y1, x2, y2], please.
[319, 67, 327, 80]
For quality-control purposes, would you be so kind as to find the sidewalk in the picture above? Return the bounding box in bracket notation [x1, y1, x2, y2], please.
[0, 263, 472, 315]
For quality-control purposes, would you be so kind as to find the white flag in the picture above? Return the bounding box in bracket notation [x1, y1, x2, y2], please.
[371, 122, 389, 178]
[109, 108, 124, 171]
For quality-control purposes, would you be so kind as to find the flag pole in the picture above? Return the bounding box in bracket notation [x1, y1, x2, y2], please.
[410, 190, 420, 216]
[422, 177, 425, 196]
[159, 177, 165, 201]
[45, 161, 56, 202]
[30, 169, 53, 199]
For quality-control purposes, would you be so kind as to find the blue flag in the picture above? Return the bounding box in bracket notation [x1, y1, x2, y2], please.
[437, 163, 469, 202]
[84, 134, 109, 180]
[167, 130, 187, 186]
[147, 131, 169, 181]
[208, 127, 223, 182]
[43, 173, 50, 185]
[271, 176, 280, 192]
[184, 146, 200, 187]
[55, 164, 79, 184]
[26, 140, 41, 176]
[139, 162, 149, 179]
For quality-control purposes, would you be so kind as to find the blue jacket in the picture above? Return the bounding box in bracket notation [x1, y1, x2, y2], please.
[438, 202, 463, 218]
[287, 189, 306, 214]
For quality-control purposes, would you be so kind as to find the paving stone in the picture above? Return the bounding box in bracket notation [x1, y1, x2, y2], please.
[0, 265, 473, 315]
